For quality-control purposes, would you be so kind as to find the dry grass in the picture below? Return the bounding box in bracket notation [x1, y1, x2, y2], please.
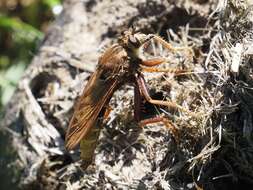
[32, 0, 253, 189]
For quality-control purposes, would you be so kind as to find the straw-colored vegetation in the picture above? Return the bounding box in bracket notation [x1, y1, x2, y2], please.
[1, 0, 253, 189]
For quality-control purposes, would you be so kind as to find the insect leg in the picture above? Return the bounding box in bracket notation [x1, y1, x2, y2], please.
[141, 66, 190, 75]
[141, 57, 166, 67]
[134, 83, 142, 122]
[140, 53, 193, 76]
[136, 74, 198, 117]
[139, 115, 179, 142]
[151, 34, 193, 56]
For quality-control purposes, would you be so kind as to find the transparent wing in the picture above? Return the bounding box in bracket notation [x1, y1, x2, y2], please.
[65, 44, 127, 150]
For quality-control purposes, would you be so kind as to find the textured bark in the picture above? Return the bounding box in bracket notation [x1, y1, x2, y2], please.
[0, 0, 216, 189]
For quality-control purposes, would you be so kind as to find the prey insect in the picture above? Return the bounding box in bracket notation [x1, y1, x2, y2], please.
[65, 30, 194, 168]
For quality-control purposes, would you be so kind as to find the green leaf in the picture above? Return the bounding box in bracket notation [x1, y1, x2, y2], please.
[43, 0, 61, 9]
[0, 15, 43, 40]
[4, 63, 26, 83]
[1, 85, 15, 105]
[0, 63, 26, 105]
[0, 56, 10, 68]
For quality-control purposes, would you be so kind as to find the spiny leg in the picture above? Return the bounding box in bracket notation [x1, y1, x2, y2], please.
[141, 64, 204, 76]
[134, 74, 179, 140]
[139, 115, 179, 142]
[140, 57, 166, 67]
[149, 34, 193, 57]
[134, 83, 142, 122]
[139, 35, 193, 74]
[140, 58, 194, 76]
[135, 73, 199, 117]
[140, 64, 190, 76]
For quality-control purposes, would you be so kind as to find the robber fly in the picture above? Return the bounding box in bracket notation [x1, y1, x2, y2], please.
[65, 29, 194, 168]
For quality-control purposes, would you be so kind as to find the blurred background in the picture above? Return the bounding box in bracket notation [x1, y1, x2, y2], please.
[0, 0, 62, 116]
